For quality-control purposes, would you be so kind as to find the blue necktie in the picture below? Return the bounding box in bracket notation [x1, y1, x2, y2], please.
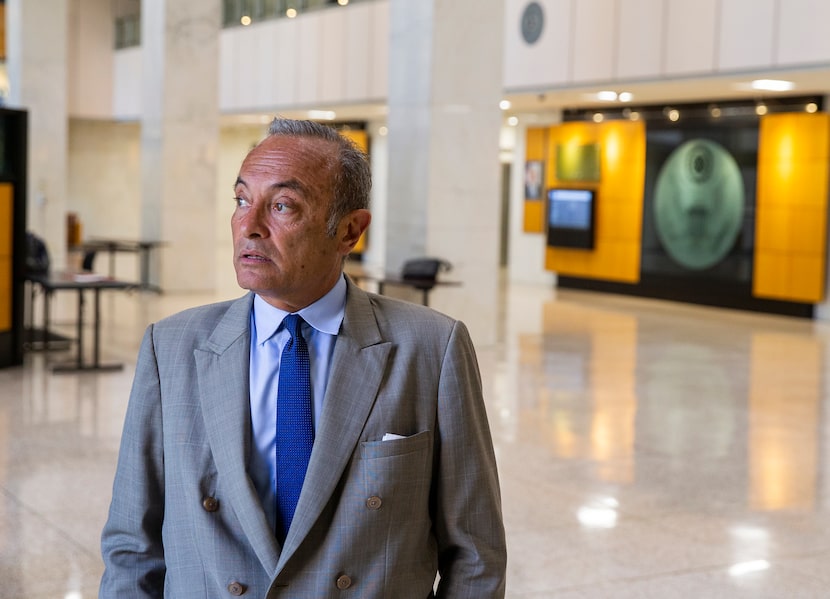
[275, 314, 314, 543]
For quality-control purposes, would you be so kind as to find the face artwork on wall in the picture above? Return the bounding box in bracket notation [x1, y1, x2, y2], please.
[653, 139, 745, 271]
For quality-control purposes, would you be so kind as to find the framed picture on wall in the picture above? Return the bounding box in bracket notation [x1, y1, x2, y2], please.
[525, 160, 544, 199]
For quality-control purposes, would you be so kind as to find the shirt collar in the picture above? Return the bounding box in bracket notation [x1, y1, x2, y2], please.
[253, 274, 347, 344]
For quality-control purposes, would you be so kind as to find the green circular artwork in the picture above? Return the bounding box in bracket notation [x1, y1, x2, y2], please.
[654, 139, 745, 270]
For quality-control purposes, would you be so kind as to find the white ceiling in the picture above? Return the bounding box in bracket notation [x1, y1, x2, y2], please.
[221, 67, 830, 127]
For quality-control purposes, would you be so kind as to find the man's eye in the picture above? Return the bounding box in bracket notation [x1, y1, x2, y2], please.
[272, 202, 286, 213]
[233, 196, 250, 208]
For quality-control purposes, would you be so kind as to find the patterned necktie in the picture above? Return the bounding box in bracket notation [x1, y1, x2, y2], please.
[275, 313, 314, 544]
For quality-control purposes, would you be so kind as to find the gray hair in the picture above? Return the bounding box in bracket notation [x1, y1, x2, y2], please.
[266, 117, 372, 236]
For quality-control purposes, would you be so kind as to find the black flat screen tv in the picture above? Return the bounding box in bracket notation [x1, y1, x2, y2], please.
[546, 188, 596, 249]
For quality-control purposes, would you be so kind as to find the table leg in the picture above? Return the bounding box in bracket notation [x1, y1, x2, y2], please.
[75, 288, 84, 370]
[52, 287, 123, 374]
[93, 287, 101, 367]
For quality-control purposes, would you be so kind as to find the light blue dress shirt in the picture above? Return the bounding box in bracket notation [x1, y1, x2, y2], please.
[248, 275, 346, 533]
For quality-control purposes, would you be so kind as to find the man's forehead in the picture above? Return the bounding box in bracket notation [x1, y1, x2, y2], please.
[246, 135, 336, 165]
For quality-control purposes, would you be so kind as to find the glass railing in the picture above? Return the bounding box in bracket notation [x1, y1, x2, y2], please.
[115, 15, 141, 49]
[115, 0, 371, 49]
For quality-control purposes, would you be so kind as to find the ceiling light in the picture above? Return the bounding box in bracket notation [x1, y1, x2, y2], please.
[618, 92, 633, 102]
[806, 102, 818, 113]
[337, 0, 349, 4]
[507, 116, 519, 126]
[710, 106, 722, 118]
[755, 103, 768, 116]
[286, 8, 297, 18]
[596, 91, 618, 102]
[240, 15, 252, 26]
[499, 100, 511, 110]
[378, 126, 388, 136]
[592, 113, 604, 123]
[668, 109, 680, 122]
[308, 110, 336, 120]
[751, 79, 794, 92]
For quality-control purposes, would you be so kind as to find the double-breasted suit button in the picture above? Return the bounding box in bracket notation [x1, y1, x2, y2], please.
[202, 496, 220, 512]
[227, 581, 247, 595]
[366, 495, 382, 510]
[335, 574, 352, 589]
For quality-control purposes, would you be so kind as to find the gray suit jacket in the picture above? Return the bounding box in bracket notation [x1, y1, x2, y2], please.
[100, 279, 506, 598]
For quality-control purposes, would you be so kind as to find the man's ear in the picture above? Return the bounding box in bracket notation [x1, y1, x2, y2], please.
[339, 209, 372, 254]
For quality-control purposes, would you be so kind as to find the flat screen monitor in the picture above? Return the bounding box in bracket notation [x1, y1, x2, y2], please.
[546, 188, 596, 249]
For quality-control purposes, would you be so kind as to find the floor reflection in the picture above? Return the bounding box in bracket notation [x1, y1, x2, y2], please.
[3, 282, 830, 597]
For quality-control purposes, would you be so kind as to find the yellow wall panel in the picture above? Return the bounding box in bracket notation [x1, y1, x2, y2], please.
[523, 200, 544, 233]
[790, 254, 826, 302]
[754, 113, 829, 303]
[758, 161, 830, 209]
[0, 260, 9, 331]
[523, 127, 549, 233]
[753, 250, 789, 298]
[0, 183, 12, 333]
[758, 113, 830, 163]
[526, 127, 547, 161]
[544, 120, 646, 283]
[339, 130, 368, 253]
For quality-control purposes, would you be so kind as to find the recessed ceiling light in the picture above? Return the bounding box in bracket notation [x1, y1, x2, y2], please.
[592, 113, 604, 123]
[596, 91, 618, 102]
[751, 79, 794, 92]
[806, 102, 818, 113]
[499, 100, 511, 110]
[507, 116, 519, 126]
[618, 92, 633, 102]
[286, 8, 297, 18]
[308, 110, 336, 120]
[240, 15, 252, 26]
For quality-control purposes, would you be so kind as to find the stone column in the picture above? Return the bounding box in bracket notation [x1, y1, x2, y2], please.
[141, 0, 220, 292]
[6, 0, 69, 268]
[386, 0, 505, 345]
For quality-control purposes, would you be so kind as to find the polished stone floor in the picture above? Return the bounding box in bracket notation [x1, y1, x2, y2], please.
[2, 280, 830, 597]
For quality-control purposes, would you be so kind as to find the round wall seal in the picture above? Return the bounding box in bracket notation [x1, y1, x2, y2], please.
[521, 2, 544, 45]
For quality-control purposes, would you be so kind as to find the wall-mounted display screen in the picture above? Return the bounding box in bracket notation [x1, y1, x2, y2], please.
[546, 188, 596, 249]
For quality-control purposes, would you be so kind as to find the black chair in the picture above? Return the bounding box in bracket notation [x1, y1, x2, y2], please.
[82, 250, 97, 272]
[401, 258, 452, 290]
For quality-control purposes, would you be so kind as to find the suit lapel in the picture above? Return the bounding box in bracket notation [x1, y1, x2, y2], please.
[277, 280, 391, 570]
[195, 293, 281, 575]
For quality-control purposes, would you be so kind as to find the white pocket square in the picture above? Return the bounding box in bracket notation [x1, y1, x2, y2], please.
[382, 433, 407, 442]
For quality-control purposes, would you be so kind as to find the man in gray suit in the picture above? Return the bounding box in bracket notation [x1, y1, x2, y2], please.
[100, 118, 506, 598]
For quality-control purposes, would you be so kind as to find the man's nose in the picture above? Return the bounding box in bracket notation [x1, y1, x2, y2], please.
[240, 205, 267, 238]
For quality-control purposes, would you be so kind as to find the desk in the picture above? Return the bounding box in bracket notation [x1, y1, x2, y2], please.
[26, 273, 136, 373]
[347, 271, 461, 307]
[78, 239, 166, 293]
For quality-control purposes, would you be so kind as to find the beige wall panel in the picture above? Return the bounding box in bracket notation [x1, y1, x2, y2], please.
[776, 0, 830, 65]
[252, 25, 275, 109]
[616, 0, 664, 80]
[318, 9, 346, 104]
[369, 0, 389, 100]
[68, 0, 114, 118]
[572, 0, 617, 83]
[295, 13, 321, 105]
[273, 19, 299, 108]
[112, 47, 141, 119]
[343, 2, 373, 102]
[663, 0, 717, 75]
[718, 0, 775, 70]
[218, 31, 236, 111]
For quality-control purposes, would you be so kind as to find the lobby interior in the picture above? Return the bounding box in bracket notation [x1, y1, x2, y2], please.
[3, 0, 830, 597]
